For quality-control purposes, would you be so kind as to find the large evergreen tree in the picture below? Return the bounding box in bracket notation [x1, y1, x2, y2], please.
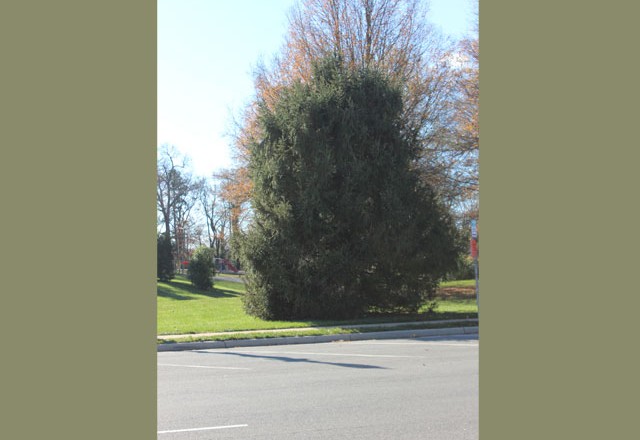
[241, 57, 458, 320]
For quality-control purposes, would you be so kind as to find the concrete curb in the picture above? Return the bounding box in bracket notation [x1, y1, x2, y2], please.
[157, 326, 479, 352]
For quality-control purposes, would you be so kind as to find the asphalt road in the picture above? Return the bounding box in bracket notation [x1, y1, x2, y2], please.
[158, 335, 478, 439]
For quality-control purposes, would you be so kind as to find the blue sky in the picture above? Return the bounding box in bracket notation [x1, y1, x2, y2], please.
[158, 0, 478, 177]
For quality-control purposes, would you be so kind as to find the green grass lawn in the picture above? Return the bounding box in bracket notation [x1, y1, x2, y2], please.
[157, 276, 478, 335]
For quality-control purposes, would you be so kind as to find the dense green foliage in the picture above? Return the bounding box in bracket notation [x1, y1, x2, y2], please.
[240, 57, 459, 320]
[157, 233, 175, 282]
[447, 255, 476, 281]
[187, 246, 216, 290]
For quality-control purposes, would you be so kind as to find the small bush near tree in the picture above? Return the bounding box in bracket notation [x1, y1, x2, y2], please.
[445, 221, 477, 281]
[188, 246, 216, 290]
[446, 255, 475, 281]
[157, 234, 175, 282]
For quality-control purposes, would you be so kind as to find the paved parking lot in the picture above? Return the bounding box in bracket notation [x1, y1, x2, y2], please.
[158, 335, 478, 439]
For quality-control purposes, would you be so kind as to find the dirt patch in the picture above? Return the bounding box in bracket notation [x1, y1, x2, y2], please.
[436, 286, 476, 299]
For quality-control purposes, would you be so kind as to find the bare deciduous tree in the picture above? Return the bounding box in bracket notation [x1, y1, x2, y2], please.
[157, 145, 201, 270]
[228, 0, 478, 209]
[198, 179, 231, 258]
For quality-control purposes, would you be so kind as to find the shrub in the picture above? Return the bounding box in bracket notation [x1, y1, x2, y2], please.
[188, 246, 216, 290]
[157, 234, 175, 282]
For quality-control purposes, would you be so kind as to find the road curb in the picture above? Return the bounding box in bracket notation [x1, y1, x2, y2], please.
[157, 326, 479, 352]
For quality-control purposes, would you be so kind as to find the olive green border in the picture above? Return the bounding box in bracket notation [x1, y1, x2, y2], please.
[4, 1, 638, 438]
[2, 1, 156, 438]
[482, 1, 638, 438]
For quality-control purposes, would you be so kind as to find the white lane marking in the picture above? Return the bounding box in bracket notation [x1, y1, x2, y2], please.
[158, 363, 251, 370]
[420, 343, 478, 347]
[231, 350, 423, 358]
[158, 424, 248, 434]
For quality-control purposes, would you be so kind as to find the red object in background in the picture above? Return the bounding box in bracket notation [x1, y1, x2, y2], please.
[181, 261, 189, 266]
[470, 238, 478, 259]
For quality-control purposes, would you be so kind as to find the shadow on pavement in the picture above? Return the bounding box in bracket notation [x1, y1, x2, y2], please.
[194, 350, 387, 370]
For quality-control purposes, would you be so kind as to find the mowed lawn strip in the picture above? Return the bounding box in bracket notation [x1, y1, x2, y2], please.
[157, 276, 478, 336]
[159, 320, 478, 343]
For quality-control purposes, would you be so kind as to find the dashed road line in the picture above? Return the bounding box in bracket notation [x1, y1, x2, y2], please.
[158, 424, 248, 434]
